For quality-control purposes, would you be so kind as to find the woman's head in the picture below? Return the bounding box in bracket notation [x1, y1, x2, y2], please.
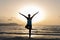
[28, 14, 31, 17]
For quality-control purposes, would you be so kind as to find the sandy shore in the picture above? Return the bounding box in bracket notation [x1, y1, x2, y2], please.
[0, 37, 60, 40]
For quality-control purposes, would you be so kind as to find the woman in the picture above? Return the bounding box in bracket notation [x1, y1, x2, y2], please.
[19, 11, 39, 29]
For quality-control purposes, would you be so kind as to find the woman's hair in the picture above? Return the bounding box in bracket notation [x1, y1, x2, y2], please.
[28, 14, 30, 16]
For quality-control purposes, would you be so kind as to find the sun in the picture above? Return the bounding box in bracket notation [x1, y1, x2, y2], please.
[16, 6, 46, 24]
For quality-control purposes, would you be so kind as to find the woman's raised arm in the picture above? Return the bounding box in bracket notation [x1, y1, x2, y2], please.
[19, 13, 27, 18]
[31, 11, 39, 18]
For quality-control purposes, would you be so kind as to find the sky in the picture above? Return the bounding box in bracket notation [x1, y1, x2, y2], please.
[0, 0, 60, 25]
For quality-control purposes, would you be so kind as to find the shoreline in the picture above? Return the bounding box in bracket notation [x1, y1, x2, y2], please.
[0, 36, 60, 40]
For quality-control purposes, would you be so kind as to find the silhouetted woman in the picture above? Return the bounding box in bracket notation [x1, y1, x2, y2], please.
[19, 12, 39, 29]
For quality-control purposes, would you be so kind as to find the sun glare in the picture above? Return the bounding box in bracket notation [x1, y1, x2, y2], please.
[16, 6, 46, 24]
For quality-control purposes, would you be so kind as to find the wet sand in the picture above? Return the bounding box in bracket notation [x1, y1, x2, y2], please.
[0, 37, 60, 40]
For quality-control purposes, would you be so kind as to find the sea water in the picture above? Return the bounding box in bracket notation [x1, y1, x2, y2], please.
[0, 25, 60, 39]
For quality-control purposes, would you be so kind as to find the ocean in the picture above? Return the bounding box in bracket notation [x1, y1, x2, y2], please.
[0, 25, 60, 39]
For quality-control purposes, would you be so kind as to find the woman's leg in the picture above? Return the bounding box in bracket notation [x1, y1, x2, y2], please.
[25, 25, 29, 29]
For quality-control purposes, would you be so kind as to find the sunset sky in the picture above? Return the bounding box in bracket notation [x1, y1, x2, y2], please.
[0, 0, 60, 25]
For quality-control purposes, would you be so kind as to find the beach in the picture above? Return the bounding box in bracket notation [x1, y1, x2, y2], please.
[0, 25, 60, 40]
[0, 36, 60, 40]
